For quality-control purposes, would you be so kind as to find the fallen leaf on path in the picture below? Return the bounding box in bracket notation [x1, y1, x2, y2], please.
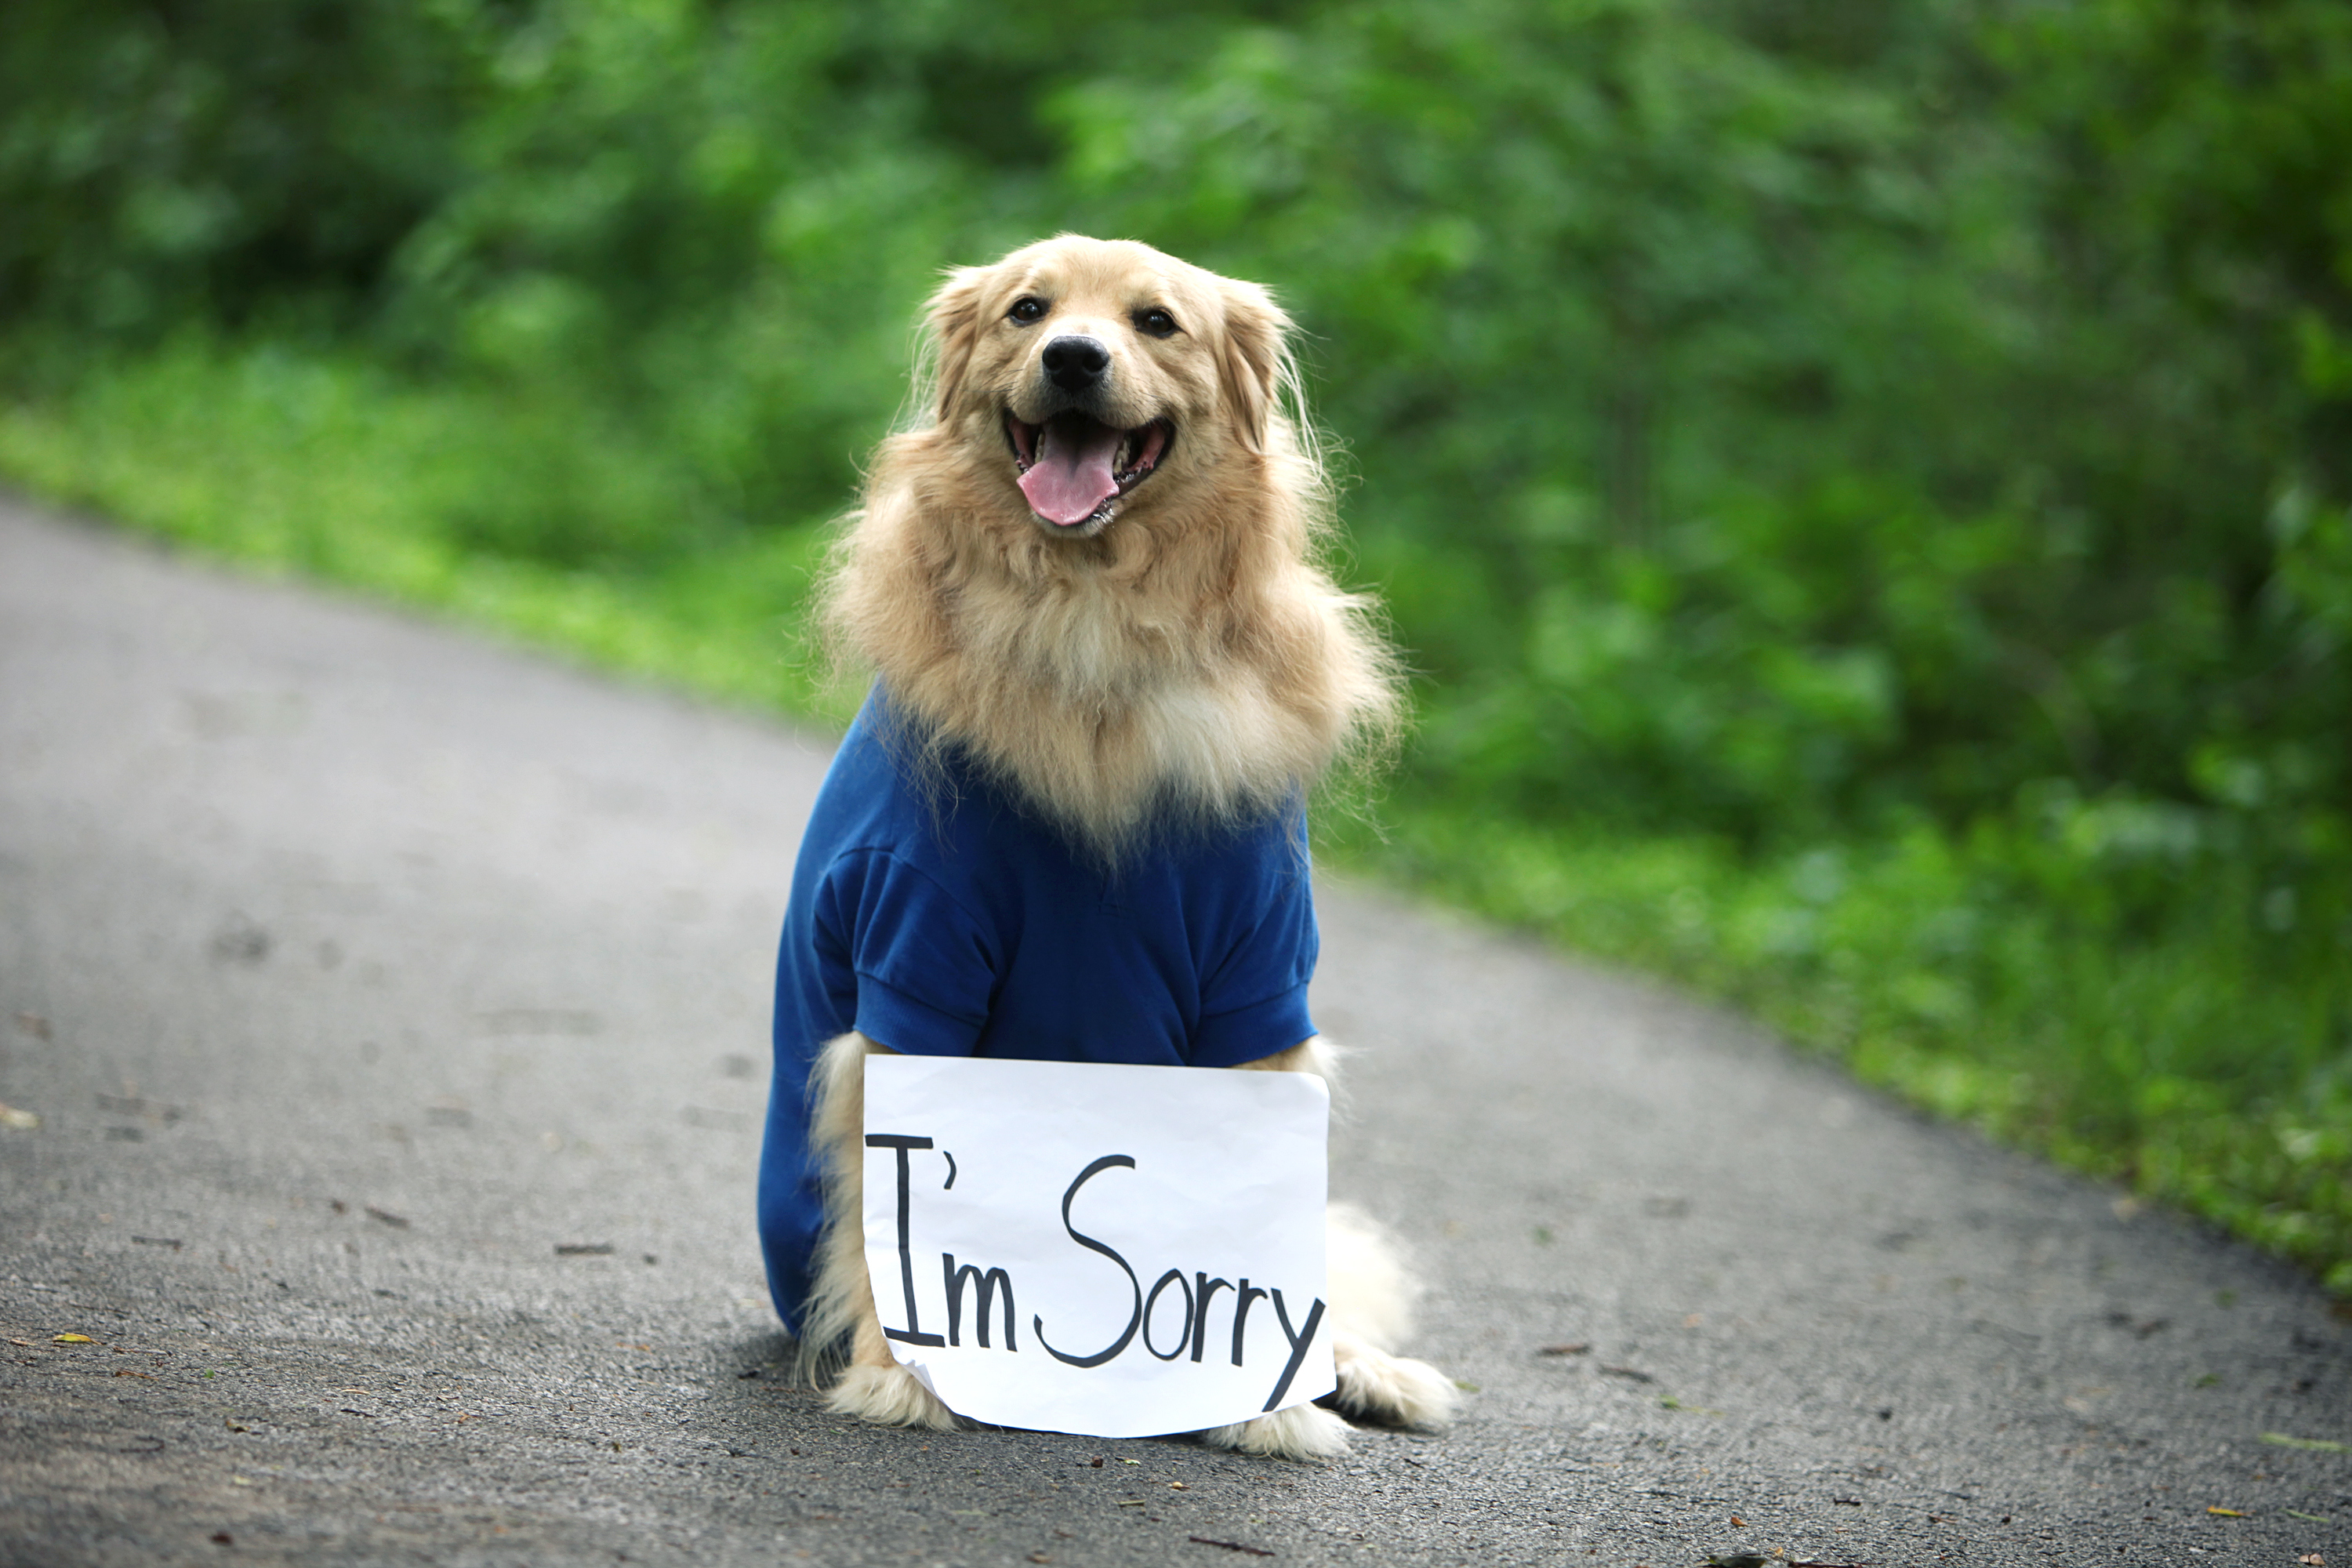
[2205, 1505, 2245, 1516]
[0, 1103, 39, 1131]
[96, 1093, 181, 1123]
[1116, 1500, 1146, 1508]
[1187, 1538, 1273, 1557]
[223, 1417, 251, 1432]
[1170, 1481, 1189, 1489]
[1729, 1515, 1745, 1527]
[2263, 1432, 2350, 1453]
[53, 1334, 94, 1344]
[2296, 1554, 2322, 1565]
[364, 1205, 410, 1229]
[211, 1532, 233, 1545]
[1454, 1378, 1480, 1392]
[1538, 1342, 1591, 1356]
[555, 1243, 614, 1256]
[113, 1368, 153, 1378]
[1704, 1555, 1769, 1568]
[210, 912, 271, 965]
[131, 1236, 183, 1249]
[2287, 1509, 2330, 1523]
[1601, 1364, 1654, 1383]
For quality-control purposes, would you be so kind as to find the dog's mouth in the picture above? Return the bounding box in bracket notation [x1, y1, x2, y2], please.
[1004, 412, 1172, 530]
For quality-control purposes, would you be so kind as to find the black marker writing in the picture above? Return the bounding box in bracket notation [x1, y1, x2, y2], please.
[1190, 1274, 1232, 1363]
[1260, 1288, 1327, 1412]
[942, 1254, 1016, 1350]
[1142, 1269, 1192, 1362]
[866, 1133, 946, 1348]
[1229, 1278, 1268, 1367]
[1033, 1154, 1141, 1368]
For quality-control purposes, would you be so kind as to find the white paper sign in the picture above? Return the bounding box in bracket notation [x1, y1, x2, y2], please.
[862, 1055, 1333, 1439]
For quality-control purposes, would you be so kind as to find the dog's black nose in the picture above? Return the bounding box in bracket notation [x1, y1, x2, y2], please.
[1042, 335, 1111, 394]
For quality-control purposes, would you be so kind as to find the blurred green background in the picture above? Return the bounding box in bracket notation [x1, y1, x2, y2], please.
[3, 0, 2348, 1285]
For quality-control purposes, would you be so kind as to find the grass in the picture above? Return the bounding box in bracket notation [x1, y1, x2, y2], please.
[5, 330, 2347, 1292]
[1327, 803, 2352, 1289]
[0, 332, 853, 727]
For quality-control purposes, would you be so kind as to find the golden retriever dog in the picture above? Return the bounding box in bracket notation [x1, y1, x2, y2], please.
[757, 234, 1454, 1461]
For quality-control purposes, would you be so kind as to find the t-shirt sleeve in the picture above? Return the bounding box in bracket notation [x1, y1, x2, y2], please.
[815, 848, 996, 1058]
[1192, 837, 1319, 1067]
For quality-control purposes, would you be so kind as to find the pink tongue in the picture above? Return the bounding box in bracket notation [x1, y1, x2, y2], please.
[1018, 419, 1123, 525]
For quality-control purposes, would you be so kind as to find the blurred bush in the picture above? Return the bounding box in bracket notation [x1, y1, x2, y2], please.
[3, 0, 2348, 1276]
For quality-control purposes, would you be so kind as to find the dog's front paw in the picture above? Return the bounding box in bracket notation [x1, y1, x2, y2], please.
[1196, 1402, 1352, 1461]
[1331, 1336, 1458, 1429]
[827, 1361, 960, 1432]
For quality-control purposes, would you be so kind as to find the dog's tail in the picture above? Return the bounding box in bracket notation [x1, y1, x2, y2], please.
[790, 1029, 885, 1385]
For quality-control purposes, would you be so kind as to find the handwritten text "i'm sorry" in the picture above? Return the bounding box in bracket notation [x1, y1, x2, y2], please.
[860, 1056, 1334, 1439]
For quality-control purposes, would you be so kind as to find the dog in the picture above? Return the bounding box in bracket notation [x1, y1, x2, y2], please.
[755, 234, 1455, 1459]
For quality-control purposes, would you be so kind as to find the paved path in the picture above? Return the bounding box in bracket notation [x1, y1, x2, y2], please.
[1, 495, 2346, 1566]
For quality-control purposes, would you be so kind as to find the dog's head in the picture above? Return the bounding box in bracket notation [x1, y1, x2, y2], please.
[831, 235, 1400, 856]
[917, 234, 1300, 540]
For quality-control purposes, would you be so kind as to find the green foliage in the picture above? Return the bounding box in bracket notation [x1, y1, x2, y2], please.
[0, 0, 477, 332]
[1326, 794, 2352, 1288]
[0, 332, 840, 719]
[2, 0, 2347, 1283]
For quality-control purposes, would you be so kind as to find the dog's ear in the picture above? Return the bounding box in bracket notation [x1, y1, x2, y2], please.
[1217, 278, 1295, 456]
[923, 265, 993, 423]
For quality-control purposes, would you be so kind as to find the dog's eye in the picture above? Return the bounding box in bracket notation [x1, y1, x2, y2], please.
[1007, 296, 1048, 325]
[1134, 307, 1179, 339]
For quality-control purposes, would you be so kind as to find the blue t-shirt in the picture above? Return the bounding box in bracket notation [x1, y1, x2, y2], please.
[757, 690, 1320, 1337]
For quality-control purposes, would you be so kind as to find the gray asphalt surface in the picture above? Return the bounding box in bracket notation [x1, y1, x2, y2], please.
[2, 494, 2347, 1568]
